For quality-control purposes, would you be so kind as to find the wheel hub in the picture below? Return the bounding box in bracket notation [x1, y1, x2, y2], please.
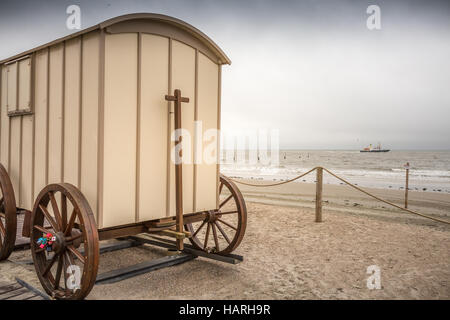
[51, 232, 66, 254]
[205, 210, 220, 222]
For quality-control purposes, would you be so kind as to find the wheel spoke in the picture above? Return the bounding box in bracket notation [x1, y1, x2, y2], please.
[211, 223, 220, 252]
[64, 208, 77, 236]
[61, 194, 67, 230]
[191, 220, 206, 238]
[218, 210, 238, 216]
[65, 251, 80, 292]
[217, 218, 237, 231]
[39, 204, 59, 231]
[49, 192, 63, 230]
[54, 255, 64, 289]
[33, 224, 53, 235]
[62, 254, 69, 292]
[0, 219, 5, 236]
[35, 247, 45, 253]
[215, 221, 231, 244]
[219, 194, 233, 209]
[42, 254, 58, 277]
[66, 233, 82, 243]
[203, 223, 211, 249]
[67, 245, 85, 264]
[219, 182, 224, 195]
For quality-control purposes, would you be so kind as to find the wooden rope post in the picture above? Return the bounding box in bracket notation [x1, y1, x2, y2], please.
[315, 167, 323, 222]
[404, 162, 410, 209]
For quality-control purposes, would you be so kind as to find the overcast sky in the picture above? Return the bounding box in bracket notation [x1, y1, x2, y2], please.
[1, 0, 449, 150]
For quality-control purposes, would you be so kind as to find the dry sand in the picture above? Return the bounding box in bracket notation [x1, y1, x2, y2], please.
[1, 181, 449, 299]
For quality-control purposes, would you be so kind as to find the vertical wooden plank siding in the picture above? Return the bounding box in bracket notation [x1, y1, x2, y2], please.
[33, 49, 49, 200]
[81, 31, 100, 223]
[17, 59, 31, 110]
[0, 27, 224, 222]
[21, 114, 33, 209]
[30, 54, 36, 202]
[170, 40, 196, 215]
[0, 66, 9, 170]
[9, 117, 21, 202]
[135, 33, 142, 222]
[193, 49, 198, 212]
[63, 38, 81, 187]
[6, 63, 17, 113]
[77, 36, 83, 189]
[196, 53, 219, 211]
[139, 34, 169, 221]
[217, 65, 222, 207]
[102, 33, 137, 227]
[47, 44, 64, 184]
[165, 38, 172, 217]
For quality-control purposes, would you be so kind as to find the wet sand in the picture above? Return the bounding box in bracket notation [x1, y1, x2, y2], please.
[1, 182, 449, 299]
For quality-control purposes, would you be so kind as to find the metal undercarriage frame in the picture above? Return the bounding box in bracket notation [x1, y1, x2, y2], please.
[14, 234, 243, 286]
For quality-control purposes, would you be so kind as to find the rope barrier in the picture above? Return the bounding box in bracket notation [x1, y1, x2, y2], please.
[227, 167, 318, 187]
[322, 168, 450, 225]
[225, 167, 450, 225]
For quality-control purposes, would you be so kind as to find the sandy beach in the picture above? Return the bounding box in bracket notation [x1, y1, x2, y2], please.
[1, 181, 449, 300]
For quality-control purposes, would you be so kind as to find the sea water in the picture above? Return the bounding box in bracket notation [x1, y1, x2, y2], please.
[220, 150, 450, 193]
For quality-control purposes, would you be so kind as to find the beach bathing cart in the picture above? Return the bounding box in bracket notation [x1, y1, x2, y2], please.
[0, 13, 247, 299]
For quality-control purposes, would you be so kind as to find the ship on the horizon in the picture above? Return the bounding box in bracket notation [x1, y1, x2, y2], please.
[360, 143, 390, 153]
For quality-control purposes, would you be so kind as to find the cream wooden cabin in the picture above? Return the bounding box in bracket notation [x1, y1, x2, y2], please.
[0, 13, 231, 229]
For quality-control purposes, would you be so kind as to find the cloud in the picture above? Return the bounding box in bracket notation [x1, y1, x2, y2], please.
[1, 0, 449, 149]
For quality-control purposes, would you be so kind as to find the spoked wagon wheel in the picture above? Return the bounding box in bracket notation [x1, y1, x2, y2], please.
[31, 183, 99, 300]
[186, 174, 247, 254]
[0, 163, 17, 261]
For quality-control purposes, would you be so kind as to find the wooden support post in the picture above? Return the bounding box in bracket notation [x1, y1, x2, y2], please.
[165, 89, 189, 251]
[315, 167, 323, 222]
[404, 162, 410, 209]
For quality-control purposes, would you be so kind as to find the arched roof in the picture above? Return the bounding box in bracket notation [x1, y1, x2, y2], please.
[0, 13, 231, 65]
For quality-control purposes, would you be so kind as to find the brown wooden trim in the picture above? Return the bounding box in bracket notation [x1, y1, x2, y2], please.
[0, 13, 231, 66]
[61, 41, 66, 183]
[98, 211, 207, 241]
[78, 36, 83, 189]
[216, 64, 222, 208]
[3, 55, 31, 66]
[5, 110, 34, 117]
[165, 38, 172, 217]
[97, 29, 105, 228]
[193, 49, 198, 212]
[135, 32, 142, 223]
[98, 223, 148, 241]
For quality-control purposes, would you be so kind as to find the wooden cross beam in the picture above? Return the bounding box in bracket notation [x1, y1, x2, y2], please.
[165, 89, 189, 251]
